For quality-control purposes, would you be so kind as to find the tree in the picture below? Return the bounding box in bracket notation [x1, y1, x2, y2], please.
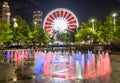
[59, 32, 74, 43]
[11, 16, 32, 43]
[75, 17, 120, 45]
[0, 20, 13, 44]
[32, 24, 50, 44]
[96, 16, 119, 44]
[75, 21, 92, 44]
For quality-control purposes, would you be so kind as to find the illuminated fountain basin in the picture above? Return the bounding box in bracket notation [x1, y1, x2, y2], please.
[6, 49, 111, 82]
[34, 51, 111, 80]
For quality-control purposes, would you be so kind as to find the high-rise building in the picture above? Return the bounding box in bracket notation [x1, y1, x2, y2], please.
[2, 1, 11, 23]
[0, 2, 2, 19]
[33, 11, 43, 26]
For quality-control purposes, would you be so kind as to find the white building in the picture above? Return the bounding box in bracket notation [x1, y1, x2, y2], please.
[33, 11, 43, 26]
[2, 1, 11, 23]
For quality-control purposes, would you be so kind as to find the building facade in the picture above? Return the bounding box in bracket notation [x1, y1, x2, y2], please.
[33, 11, 43, 26]
[2, 1, 11, 23]
[0, 2, 2, 20]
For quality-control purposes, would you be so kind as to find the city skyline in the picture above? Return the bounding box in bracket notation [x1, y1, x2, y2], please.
[1, 0, 120, 24]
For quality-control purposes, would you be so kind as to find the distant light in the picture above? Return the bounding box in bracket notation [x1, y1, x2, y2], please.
[13, 76, 17, 82]
[91, 19, 95, 23]
[13, 18, 16, 22]
[34, 21, 37, 25]
[32, 76, 35, 79]
[112, 13, 117, 17]
[6, 12, 11, 16]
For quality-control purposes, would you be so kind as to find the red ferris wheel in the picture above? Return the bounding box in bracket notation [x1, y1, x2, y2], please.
[43, 8, 79, 37]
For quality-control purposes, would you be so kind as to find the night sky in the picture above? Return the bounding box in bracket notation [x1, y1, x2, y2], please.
[1, 0, 120, 24]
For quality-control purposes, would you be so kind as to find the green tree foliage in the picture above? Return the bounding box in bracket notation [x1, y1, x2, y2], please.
[112, 17, 120, 43]
[95, 21, 105, 43]
[75, 17, 120, 44]
[102, 16, 114, 43]
[75, 21, 92, 43]
[32, 25, 50, 44]
[0, 15, 120, 46]
[96, 16, 120, 44]
[11, 16, 32, 43]
[59, 32, 75, 43]
[0, 20, 13, 44]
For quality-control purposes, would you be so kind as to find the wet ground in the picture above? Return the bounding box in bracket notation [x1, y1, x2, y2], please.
[110, 55, 120, 83]
[0, 54, 120, 83]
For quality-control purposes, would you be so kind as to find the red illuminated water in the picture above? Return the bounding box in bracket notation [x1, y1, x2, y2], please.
[15, 51, 18, 68]
[69, 55, 75, 79]
[6, 50, 111, 82]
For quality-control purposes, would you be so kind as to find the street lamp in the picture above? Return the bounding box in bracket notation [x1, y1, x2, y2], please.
[13, 18, 18, 46]
[91, 19, 95, 44]
[33, 21, 37, 47]
[112, 13, 117, 32]
[90, 19, 95, 52]
[13, 18, 18, 28]
[34, 21, 37, 28]
[91, 19, 95, 33]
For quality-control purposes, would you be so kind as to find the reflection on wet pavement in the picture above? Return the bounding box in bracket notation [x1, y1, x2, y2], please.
[0, 50, 120, 83]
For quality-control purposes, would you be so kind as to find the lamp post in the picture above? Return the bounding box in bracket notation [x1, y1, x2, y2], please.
[91, 19, 95, 52]
[112, 13, 117, 32]
[34, 21, 37, 28]
[91, 19, 95, 44]
[13, 18, 18, 47]
[33, 21, 37, 47]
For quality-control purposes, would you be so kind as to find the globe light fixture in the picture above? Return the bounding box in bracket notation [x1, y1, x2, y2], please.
[112, 13, 117, 17]
[13, 18, 18, 28]
[34, 21, 37, 28]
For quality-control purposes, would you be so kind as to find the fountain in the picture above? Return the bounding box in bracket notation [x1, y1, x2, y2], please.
[6, 49, 111, 83]
[7, 50, 10, 63]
